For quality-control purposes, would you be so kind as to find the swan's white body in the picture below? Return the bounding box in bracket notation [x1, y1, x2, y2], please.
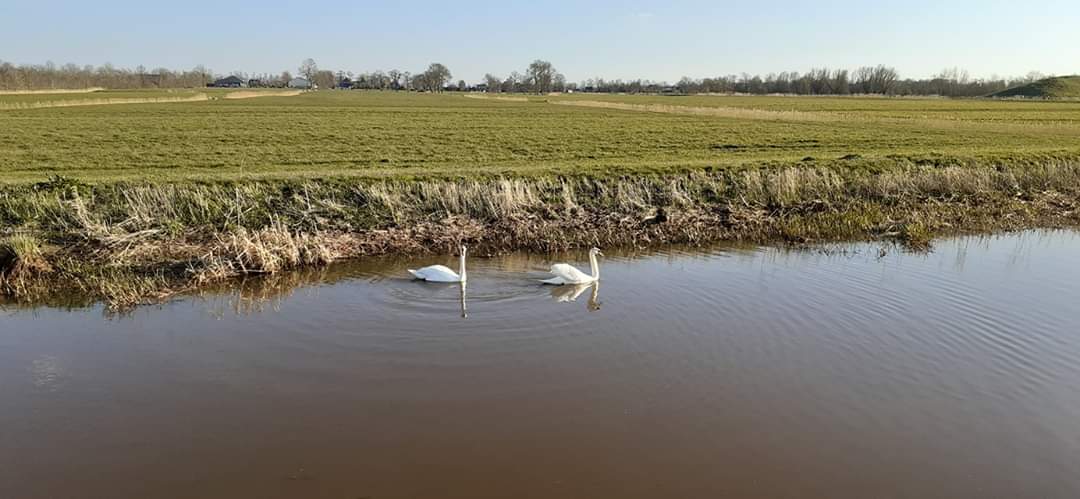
[541, 248, 602, 285]
[409, 246, 467, 283]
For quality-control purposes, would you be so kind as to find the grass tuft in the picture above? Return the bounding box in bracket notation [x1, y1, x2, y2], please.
[191, 223, 338, 286]
[0, 235, 53, 295]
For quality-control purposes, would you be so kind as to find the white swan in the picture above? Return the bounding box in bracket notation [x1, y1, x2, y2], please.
[409, 245, 467, 283]
[541, 247, 603, 285]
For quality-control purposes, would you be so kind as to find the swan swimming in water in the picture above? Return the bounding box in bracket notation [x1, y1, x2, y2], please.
[409, 245, 467, 283]
[541, 247, 603, 285]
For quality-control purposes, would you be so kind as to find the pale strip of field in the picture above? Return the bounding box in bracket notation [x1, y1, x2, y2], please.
[551, 99, 840, 122]
[552, 98, 1080, 136]
[0, 87, 105, 95]
[222, 90, 304, 99]
[0, 89, 303, 110]
[0, 94, 211, 110]
[462, 94, 530, 103]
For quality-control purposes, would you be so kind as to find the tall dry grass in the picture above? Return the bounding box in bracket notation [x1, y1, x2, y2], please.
[192, 222, 338, 284]
[5, 161, 1079, 240]
[0, 235, 52, 295]
[2, 161, 1079, 306]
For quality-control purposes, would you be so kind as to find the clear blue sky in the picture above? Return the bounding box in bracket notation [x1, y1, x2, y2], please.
[4, 0, 1078, 82]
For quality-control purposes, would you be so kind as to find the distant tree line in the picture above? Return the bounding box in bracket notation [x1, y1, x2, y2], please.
[0, 58, 455, 93]
[252, 60, 452, 92]
[657, 66, 1048, 97]
[482, 60, 569, 94]
[0, 61, 214, 90]
[0, 58, 1056, 98]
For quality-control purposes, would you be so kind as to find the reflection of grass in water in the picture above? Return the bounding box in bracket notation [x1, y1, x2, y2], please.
[196, 267, 333, 316]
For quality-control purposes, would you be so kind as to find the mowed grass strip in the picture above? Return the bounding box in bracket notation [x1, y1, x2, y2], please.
[1, 91, 1079, 184]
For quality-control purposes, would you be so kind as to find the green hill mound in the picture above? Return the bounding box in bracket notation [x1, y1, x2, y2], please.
[991, 76, 1080, 98]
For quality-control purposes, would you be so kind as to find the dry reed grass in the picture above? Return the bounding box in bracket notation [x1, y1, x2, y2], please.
[191, 222, 338, 285]
[2, 161, 1079, 307]
[0, 235, 51, 275]
[0, 235, 53, 296]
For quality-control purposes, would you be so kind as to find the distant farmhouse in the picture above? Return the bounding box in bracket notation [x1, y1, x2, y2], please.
[288, 78, 312, 89]
[209, 76, 245, 88]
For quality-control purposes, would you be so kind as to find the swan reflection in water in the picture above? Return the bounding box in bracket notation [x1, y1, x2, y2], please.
[459, 280, 598, 319]
[459, 281, 468, 318]
[418, 276, 597, 320]
[550, 282, 601, 311]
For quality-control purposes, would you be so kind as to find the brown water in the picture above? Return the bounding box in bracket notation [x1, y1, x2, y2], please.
[3, 231, 1080, 499]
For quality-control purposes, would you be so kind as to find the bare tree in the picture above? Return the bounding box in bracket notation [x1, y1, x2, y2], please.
[553, 73, 566, 92]
[299, 58, 318, 83]
[1024, 71, 1046, 83]
[192, 65, 212, 86]
[484, 73, 502, 93]
[313, 70, 335, 90]
[417, 63, 451, 92]
[854, 65, 899, 94]
[387, 70, 403, 90]
[503, 71, 523, 93]
[827, 69, 850, 95]
[526, 60, 558, 94]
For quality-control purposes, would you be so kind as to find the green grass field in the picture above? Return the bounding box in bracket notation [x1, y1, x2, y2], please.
[991, 76, 1080, 99]
[2, 90, 1079, 184]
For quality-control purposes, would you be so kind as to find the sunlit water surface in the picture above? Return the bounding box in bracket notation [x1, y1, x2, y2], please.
[2, 231, 1080, 498]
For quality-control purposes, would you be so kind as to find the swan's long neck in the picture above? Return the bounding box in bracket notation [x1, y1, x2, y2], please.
[590, 252, 600, 280]
[459, 249, 467, 281]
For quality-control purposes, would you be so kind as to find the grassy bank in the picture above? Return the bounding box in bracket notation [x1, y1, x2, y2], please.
[2, 161, 1079, 308]
[991, 76, 1080, 99]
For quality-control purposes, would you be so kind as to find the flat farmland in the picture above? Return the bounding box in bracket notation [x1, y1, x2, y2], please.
[1, 91, 1079, 184]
